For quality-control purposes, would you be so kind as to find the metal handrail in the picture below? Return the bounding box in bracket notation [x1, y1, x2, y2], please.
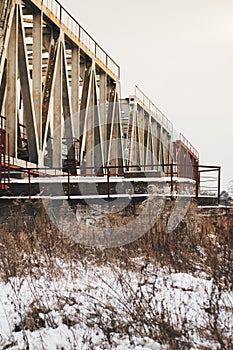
[179, 133, 199, 158]
[2, 163, 221, 203]
[42, 0, 120, 78]
[135, 85, 173, 132]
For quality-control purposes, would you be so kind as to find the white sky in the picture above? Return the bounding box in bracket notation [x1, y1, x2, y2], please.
[63, 0, 233, 189]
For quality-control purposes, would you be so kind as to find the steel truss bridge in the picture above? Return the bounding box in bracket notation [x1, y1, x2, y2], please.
[0, 0, 221, 202]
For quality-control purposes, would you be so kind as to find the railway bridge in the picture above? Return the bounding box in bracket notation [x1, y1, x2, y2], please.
[0, 0, 220, 202]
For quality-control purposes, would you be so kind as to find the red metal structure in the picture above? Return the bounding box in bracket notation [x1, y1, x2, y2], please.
[0, 115, 10, 190]
[173, 133, 199, 181]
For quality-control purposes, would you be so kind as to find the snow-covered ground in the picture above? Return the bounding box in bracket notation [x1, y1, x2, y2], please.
[0, 259, 232, 349]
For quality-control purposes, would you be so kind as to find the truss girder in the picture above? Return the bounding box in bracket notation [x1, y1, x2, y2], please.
[0, 0, 123, 171]
[123, 98, 173, 172]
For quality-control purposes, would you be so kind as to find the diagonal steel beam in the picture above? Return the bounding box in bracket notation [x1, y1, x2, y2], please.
[6, 5, 18, 158]
[42, 35, 59, 141]
[0, 61, 6, 114]
[18, 5, 39, 163]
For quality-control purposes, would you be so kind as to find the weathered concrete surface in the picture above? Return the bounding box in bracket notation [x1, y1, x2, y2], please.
[0, 198, 232, 246]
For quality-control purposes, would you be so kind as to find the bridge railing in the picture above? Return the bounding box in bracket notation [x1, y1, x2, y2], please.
[2, 163, 221, 204]
[197, 165, 221, 203]
[42, 0, 120, 78]
[179, 133, 199, 159]
[135, 86, 173, 132]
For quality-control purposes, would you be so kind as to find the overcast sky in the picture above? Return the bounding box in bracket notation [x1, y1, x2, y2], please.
[63, 0, 233, 189]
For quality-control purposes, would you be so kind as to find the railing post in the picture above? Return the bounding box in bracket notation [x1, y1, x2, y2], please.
[7, 133, 10, 188]
[68, 170, 70, 200]
[28, 169, 31, 199]
[107, 167, 110, 199]
[0, 129, 2, 190]
[170, 163, 173, 198]
[3, 149, 5, 189]
[195, 170, 199, 201]
[218, 167, 221, 205]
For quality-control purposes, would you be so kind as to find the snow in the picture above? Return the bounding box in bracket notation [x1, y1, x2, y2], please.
[0, 265, 164, 349]
[9, 175, 196, 185]
[0, 260, 232, 349]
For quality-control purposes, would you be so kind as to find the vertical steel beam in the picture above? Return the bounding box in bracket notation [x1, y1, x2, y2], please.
[151, 120, 157, 167]
[131, 120, 136, 167]
[115, 94, 124, 173]
[0, 0, 15, 84]
[160, 128, 166, 172]
[135, 110, 141, 167]
[111, 89, 124, 172]
[99, 72, 107, 163]
[106, 85, 115, 168]
[163, 130, 169, 166]
[85, 70, 94, 171]
[143, 112, 149, 167]
[145, 115, 152, 168]
[6, 6, 17, 158]
[138, 107, 144, 166]
[53, 44, 62, 168]
[71, 46, 80, 139]
[148, 121, 153, 169]
[93, 71, 103, 173]
[0, 63, 6, 114]
[156, 124, 162, 168]
[128, 100, 135, 167]
[62, 42, 74, 147]
[18, 6, 39, 163]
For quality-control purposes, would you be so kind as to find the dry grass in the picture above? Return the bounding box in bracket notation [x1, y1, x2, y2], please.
[0, 199, 232, 349]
